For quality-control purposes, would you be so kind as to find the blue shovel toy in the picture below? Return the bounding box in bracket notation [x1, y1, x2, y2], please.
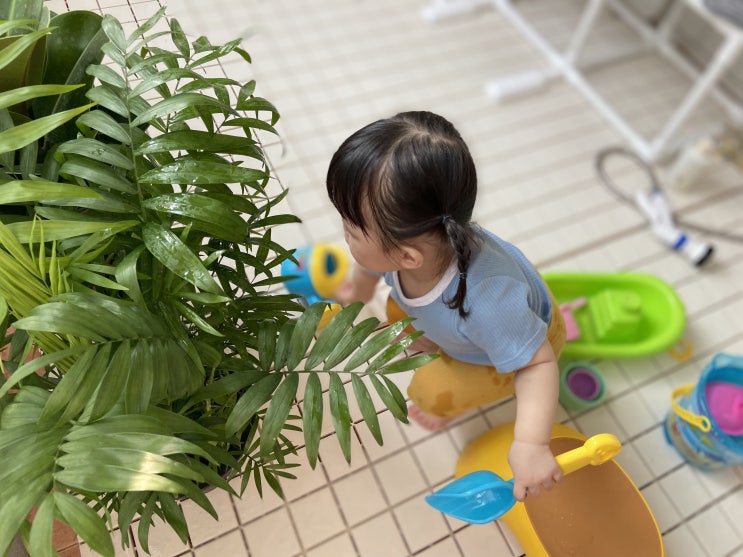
[425, 433, 621, 524]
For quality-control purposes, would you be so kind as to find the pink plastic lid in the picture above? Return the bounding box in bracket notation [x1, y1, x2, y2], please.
[705, 381, 743, 436]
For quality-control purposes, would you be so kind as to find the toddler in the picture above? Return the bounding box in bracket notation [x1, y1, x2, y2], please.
[326, 111, 567, 501]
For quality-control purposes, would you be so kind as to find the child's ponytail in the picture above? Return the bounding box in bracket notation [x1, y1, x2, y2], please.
[442, 215, 473, 318]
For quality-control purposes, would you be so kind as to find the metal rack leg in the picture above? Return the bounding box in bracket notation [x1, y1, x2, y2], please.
[484, 0, 606, 100]
[486, 0, 652, 157]
[649, 35, 743, 159]
[424, 0, 743, 162]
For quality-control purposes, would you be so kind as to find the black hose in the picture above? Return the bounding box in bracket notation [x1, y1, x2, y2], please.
[594, 147, 743, 243]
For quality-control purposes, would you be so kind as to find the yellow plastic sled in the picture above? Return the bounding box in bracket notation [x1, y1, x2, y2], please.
[455, 423, 665, 557]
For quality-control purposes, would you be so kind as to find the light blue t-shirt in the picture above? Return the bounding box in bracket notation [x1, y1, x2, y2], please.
[384, 227, 551, 373]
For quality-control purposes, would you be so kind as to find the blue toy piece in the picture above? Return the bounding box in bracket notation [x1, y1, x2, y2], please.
[425, 471, 516, 523]
[280, 244, 349, 305]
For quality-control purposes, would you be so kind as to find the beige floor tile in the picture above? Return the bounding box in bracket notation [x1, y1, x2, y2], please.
[411, 433, 461, 486]
[138, 514, 190, 557]
[351, 512, 409, 557]
[304, 534, 357, 557]
[51, 1, 743, 555]
[318, 430, 369, 481]
[243, 507, 300, 557]
[414, 537, 462, 557]
[333, 468, 388, 526]
[392, 496, 451, 554]
[230, 476, 285, 525]
[289, 487, 346, 549]
[455, 523, 517, 557]
[181, 488, 238, 547]
[192, 530, 246, 557]
[374, 450, 428, 507]
[280, 448, 330, 502]
[354, 410, 409, 462]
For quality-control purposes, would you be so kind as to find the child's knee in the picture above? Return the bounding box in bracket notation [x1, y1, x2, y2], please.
[407, 358, 457, 416]
[408, 378, 457, 417]
[407, 356, 514, 417]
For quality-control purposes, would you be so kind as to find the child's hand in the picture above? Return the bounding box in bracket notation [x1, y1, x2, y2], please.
[507, 439, 562, 501]
[334, 278, 376, 305]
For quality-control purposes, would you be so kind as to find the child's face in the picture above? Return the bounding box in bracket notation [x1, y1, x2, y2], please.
[342, 221, 401, 272]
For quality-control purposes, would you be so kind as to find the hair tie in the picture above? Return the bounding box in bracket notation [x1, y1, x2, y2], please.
[459, 272, 467, 280]
[442, 214, 453, 225]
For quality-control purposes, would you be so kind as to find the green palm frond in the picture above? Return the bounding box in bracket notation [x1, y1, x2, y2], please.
[0, 7, 437, 556]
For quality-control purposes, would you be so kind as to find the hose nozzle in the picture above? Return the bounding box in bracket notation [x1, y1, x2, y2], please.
[635, 190, 714, 267]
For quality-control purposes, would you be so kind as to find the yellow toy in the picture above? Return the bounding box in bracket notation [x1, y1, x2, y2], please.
[280, 243, 349, 305]
[280, 243, 349, 329]
[450, 423, 665, 557]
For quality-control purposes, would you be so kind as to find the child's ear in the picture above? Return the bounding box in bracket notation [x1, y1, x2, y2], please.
[398, 245, 424, 269]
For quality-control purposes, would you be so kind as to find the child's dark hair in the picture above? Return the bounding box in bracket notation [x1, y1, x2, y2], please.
[326, 111, 478, 317]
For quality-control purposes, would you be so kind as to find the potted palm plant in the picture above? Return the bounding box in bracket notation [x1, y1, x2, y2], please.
[0, 6, 433, 556]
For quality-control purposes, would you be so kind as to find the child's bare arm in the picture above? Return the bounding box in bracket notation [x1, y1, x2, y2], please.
[335, 265, 380, 305]
[509, 339, 562, 501]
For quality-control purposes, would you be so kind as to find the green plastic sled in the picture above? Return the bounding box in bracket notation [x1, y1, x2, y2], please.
[543, 271, 686, 359]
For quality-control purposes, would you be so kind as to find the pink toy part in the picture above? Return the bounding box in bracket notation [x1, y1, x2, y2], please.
[560, 297, 587, 342]
[705, 381, 743, 436]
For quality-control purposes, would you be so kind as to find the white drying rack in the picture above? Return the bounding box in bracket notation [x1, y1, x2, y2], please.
[422, 0, 743, 162]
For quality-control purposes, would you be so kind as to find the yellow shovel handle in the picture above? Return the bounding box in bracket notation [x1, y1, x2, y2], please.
[554, 433, 622, 476]
[671, 384, 712, 432]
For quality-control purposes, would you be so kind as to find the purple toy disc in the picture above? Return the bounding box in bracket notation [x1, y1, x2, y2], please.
[566, 368, 602, 400]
